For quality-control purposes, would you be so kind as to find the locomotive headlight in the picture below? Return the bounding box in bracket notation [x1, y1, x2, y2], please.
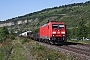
[52, 32, 56, 34]
[53, 35, 55, 36]
[61, 32, 65, 34]
[63, 35, 65, 36]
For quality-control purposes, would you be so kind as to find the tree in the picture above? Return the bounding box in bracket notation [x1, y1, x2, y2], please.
[87, 22, 90, 37]
[0, 26, 9, 42]
[9, 30, 15, 40]
[78, 19, 87, 40]
[71, 28, 78, 38]
[66, 29, 71, 39]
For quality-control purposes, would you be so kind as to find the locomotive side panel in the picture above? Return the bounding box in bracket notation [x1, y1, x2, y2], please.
[40, 24, 49, 39]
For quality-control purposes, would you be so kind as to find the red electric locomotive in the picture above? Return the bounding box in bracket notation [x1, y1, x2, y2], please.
[40, 21, 66, 44]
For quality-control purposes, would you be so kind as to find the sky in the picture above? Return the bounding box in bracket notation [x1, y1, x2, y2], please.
[0, 0, 89, 21]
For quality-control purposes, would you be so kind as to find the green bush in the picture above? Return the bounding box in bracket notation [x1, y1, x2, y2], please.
[35, 45, 45, 50]
[0, 42, 12, 60]
[9, 35, 15, 40]
[21, 38, 28, 44]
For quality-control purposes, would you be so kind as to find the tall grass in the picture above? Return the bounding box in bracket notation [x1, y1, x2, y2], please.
[25, 40, 76, 60]
[9, 43, 27, 60]
[0, 40, 13, 60]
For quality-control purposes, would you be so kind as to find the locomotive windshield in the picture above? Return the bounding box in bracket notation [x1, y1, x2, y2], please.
[52, 24, 64, 29]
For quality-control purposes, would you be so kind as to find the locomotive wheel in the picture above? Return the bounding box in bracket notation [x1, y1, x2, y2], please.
[47, 40, 50, 44]
[38, 38, 41, 42]
[49, 40, 54, 45]
[44, 39, 47, 43]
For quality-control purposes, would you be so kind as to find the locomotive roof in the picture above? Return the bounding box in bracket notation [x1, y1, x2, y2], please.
[40, 22, 65, 27]
[41, 24, 48, 27]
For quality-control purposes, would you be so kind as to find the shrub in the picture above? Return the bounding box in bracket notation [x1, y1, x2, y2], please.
[21, 38, 28, 44]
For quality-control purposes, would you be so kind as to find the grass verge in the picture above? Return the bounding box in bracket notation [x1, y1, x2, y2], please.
[68, 40, 90, 44]
[8, 42, 27, 60]
[0, 40, 13, 60]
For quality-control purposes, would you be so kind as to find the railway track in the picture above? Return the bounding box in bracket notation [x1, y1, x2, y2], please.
[60, 45, 90, 56]
[36, 41, 90, 60]
[69, 44, 90, 52]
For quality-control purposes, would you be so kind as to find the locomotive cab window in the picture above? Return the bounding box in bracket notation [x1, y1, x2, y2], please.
[59, 25, 64, 29]
[52, 24, 58, 29]
[52, 24, 64, 29]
